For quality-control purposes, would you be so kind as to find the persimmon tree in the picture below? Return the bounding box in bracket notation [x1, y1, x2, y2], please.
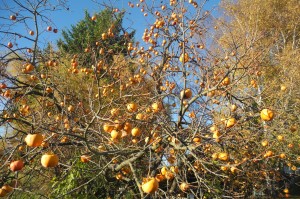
[0, 0, 299, 198]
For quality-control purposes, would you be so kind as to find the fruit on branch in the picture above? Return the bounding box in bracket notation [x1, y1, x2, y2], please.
[231, 104, 237, 112]
[0, 83, 7, 89]
[0, 186, 11, 198]
[53, 29, 58, 33]
[141, 177, 159, 194]
[180, 182, 190, 192]
[0, 189, 7, 197]
[25, 63, 34, 72]
[261, 140, 269, 147]
[161, 166, 168, 175]
[29, 30, 34, 36]
[10, 160, 24, 172]
[45, 87, 53, 93]
[127, 102, 138, 112]
[283, 188, 289, 194]
[280, 85, 287, 91]
[10, 15, 16, 20]
[80, 155, 91, 163]
[24, 133, 44, 147]
[41, 153, 59, 167]
[277, 135, 284, 141]
[91, 15, 96, 21]
[222, 77, 230, 86]
[218, 152, 229, 161]
[103, 123, 114, 133]
[180, 88, 192, 99]
[111, 130, 121, 139]
[131, 127, 141, 137]
[179, 53, 189, 63]
[170, 166, 179, 174]
[225, 118, 236, 128]
[7, 42, 13, 48]
[279, 153, 286, 159]
[47, 26, 52, 31]
[151, 102, 163, 113]
[260, 109, 274, 121]
[102, 33, 107, 40]
[193, 137, 201, 144]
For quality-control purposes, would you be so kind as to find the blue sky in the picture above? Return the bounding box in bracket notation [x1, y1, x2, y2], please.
[54, 0, 221, 43]
[1, 0, 221, 49]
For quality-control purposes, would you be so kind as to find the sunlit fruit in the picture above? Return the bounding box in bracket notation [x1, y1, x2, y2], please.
[1, 185, 13, 193]
[111, 130, 121, 139]
[225, 118, 236, 128]
[45, 87, 53, 93]
[180, 88, 192, 99]
[212, 153, 219, 160]
[103, 123, 114, 133]
[80, 155, 91, 163]
[7, 42, 13, 48]
[91, 15, 96, 21]
[0, 189, 7, 197]
[141, 177, 159, 194]
[179, 53, 189, 63]
[29, 30, 34, 36]
[222, 77, 230, 86]
[102, 33, 107, 40]
[41, 153, 59, 167]
[277, 135, 284, 141]
[10, 160, 24, 172]
[165, 171, 174, 180]
[47, 26, 52, 31]
[264, 150, 273, 158]
[193, 137, 201, 144]
[261, 140, 269, 147]
[152, 102, 163, 113]
[10, 15, 16, 20]
[68, 105, 74, 112]
[0, 83, 7, 89]
[180, 182, 190, 192]
[131, 127, 141, 137]
[260, 109, 274, 121]
[170, 166, 179, 173]
[283, 188, 289, 194]
[161, 166, 168, 175]
[231, 104, 237, 112]
[115, 173, 123, 180]
[279, 153, 286, 159]
[127, 102, 138, 112]
[218, 152, 229, 161]
[280, 85, 287, 91]
[136, 113, 144, 120]
[220, 166, 228, 171]
[25, 133, 43, 147]
[25, 63, 34, 72]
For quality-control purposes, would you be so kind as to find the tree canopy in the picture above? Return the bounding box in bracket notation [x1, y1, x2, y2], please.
[0, 0, 299, 198]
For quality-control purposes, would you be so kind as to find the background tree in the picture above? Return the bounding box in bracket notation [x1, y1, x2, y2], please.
[57, 9, 135, 65]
